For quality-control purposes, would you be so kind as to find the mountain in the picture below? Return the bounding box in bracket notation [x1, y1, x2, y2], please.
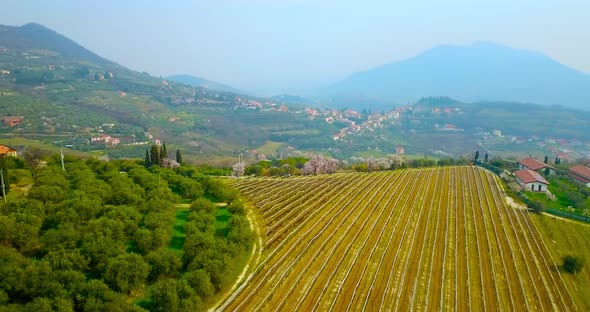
[0, 23, 111, 65]
[167, 74, 245, 94]
[320, 42, 590, 109]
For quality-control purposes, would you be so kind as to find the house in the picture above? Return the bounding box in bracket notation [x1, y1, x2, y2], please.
[0, 145, 17, 157]
[569, 165, 590, 187]
[517, 157, 550, 172]
[3, 116, 24, 127]
[395, 146, 405, 155]
[514, 169, 549, 192]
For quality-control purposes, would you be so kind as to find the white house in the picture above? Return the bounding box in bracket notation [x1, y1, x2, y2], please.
[514, 169, 549, 192]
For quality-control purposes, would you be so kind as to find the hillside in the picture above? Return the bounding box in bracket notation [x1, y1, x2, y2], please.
[0, 23, 110, 65]
[167, 74, 245, 94]
[320, 42, 590, 110]
[0, 23, 318, 163]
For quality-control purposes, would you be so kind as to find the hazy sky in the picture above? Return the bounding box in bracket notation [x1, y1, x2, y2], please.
[2, 0, 589, 94]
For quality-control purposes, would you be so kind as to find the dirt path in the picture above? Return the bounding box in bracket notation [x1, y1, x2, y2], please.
[210, 205, 263, 312]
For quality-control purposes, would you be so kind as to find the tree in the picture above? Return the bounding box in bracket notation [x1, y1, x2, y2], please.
[562, 255, 584, 274]
[484, 153, 489, 164]
[162, 143, 168, 159]
[24, 148, 45, 174]
[145, 149, 152, 167]
[474, 150, 480, 164]
[302, 155, 338, 175]
[0, 156, 9, 194]
[104, 253, 151, 293]
[544, 155, 549, 164]
[150, 145, 160, 166]
[150, 279, 201, 312]
[232, 162, 245, 178]
[183, 269, 214, 298]
[176, 149, 183, 164]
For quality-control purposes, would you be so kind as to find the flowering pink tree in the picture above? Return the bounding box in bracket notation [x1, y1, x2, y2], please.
[232, 162, 245, 177]
[302, 155, 339, 175]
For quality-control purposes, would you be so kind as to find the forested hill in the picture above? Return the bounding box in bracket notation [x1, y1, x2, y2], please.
[0, 155, 253, 311]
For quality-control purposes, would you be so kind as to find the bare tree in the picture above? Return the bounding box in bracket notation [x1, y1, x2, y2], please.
[24, 148, 45, 174]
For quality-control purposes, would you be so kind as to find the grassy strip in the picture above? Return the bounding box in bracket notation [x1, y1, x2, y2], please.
[531, 214, 590, 310]
[168, 207, 190, 252]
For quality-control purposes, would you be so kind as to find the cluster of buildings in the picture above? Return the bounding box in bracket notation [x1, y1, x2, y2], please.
[513, 156, 590, 192]
[233, 98, 288, 112]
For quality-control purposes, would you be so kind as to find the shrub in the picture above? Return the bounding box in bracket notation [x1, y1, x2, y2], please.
[562, 255, 584, 274]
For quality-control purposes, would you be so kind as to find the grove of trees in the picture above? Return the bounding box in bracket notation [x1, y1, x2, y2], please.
[0, 155, 253, 311]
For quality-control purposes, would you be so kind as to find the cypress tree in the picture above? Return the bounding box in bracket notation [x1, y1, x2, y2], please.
[162, 142, 168, 159]
[145, 149, 151, 167]
[150, 145, 160, 166]
[176, 149, 182, 164]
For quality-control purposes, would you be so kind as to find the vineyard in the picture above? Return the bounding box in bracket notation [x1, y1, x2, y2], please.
[219, 166, 575, 311]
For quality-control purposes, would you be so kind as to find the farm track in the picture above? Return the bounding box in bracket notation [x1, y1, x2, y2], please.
[221, 167, 575, 311]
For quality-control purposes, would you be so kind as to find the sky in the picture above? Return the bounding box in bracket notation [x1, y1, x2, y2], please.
[2, 0, 589, 95]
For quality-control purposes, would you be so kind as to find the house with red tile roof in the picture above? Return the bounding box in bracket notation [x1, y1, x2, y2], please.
[569, 165, 590, 187]
[3, 116, 24, 127]
[514, 169, 549, 192]
[0, 145, 17, 157]
[517, 157, 551, 172]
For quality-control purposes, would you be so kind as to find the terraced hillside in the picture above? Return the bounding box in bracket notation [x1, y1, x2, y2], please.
[220, 167, 575, 311]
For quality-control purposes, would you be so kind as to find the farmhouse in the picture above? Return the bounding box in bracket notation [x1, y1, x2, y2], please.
[3, 116, 24, 127]
[514, 169, 549, 192]
[569, 165, 590, 187]
[517, 157, 550, 172]
[0, 144, 17, 157]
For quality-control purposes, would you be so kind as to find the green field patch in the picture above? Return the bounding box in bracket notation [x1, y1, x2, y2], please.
[215, 207, 231, 238]
[168, 208, 190, 251]
[256, 141, 283, 156]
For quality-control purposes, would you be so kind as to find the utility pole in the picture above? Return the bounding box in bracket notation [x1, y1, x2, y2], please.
[0, 169, 6, 203]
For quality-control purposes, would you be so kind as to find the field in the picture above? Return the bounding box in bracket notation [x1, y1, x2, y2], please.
[219, 166, 575, 311]
[532, 214, 590, 310]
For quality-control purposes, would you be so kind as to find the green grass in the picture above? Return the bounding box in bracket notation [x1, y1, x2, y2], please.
[532, 214, 590, 310]
[215, 207, 231, 238]
[525, 176, 590, 216]
[0, 137, 90, 157]
[256, 141, 283, 157]
[168, 208, 190, 252]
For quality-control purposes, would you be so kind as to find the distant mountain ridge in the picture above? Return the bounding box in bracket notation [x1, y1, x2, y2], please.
[167, 74, 246, 94]
[0, 23, 111, 65]
[320, 42, 590, 109]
